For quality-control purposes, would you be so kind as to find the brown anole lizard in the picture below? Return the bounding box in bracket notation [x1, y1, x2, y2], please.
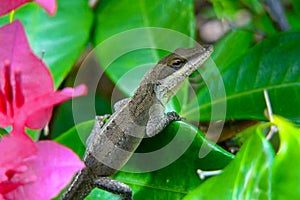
[61, 45, 213, 200]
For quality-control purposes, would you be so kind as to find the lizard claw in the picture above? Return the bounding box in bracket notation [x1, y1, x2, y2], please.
[167, 111, 182, 121]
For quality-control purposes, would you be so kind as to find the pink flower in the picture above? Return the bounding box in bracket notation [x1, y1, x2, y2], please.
[0, 132, 85, 200]
[0, 21, 87, 199]
[0, 20, 87, 132]
[0, 0, 57, 16]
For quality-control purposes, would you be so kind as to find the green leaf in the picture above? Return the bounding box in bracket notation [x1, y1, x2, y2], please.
[184, 31, 300, 124]
[272, 115, 300, 200]
[210, 0, 240, 19]
[88, 121, 233, 199]
[212, 29, 254, 68]
[254, 14, 278, 35]
[55, 120, 94, 158]
[291, 0, 300, 16]
[240, 0, 264, 14]
[183, 130, 274, 200]
[0, 128, 8, 137]
[286, 10, 300, 31]
[180, 29, 254, 123]
[25, 129, 40, 141]
[56, 117, 300, 200]
[0, 0, 93, 88]
[93, 0, 196, 96]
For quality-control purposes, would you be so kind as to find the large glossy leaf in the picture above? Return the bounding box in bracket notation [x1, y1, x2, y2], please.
[287, 11, 300, 31]
[0, 0, 93, 88]
[0, 128, 8, 137]
[272, 116, 300, 200]
[87, 121, 233, 199]
[57, 99, 300, 200]
[184, 31, 300, 124]
[255, 13, 278, 35]
[209, 0, 239, 19]
[212, 29, 254, 67]
[183, 130, 274, 200]
[240, 0, 264, 14]
[291, 0, 300, 17]
[93, 0, 196, 96]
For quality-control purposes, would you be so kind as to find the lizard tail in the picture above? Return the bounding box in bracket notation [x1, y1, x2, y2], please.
[61, 168, 95, 200]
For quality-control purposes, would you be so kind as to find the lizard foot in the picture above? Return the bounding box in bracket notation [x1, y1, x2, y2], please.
[166, 111, 182, 121]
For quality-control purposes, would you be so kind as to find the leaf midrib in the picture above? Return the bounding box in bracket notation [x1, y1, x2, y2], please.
[183, 81, 300, 117]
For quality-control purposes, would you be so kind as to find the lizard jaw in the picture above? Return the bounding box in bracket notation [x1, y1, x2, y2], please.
[154, 45, 213, 104]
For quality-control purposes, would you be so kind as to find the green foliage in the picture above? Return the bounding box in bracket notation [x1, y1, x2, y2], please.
[291, 0, 300, 15]
[59, 121, 233, 199]
[184, 31, 300, 124]
[2, 0, 300, 199]
[48, 0, 300, 199]
[272, 116, 300, 199]
[184, 132, 273, 200]
[184, 116, 300, 200]
[93, 0, 196, 95]
[0, 128, 8, 137]
[210, 0, 240, 19]
[212, 29, 254, 67]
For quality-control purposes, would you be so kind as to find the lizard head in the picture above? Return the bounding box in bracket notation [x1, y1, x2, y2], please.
[155, 45, 213, 104]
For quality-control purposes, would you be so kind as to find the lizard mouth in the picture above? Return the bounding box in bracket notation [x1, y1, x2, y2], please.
[172, 45, 213, 78]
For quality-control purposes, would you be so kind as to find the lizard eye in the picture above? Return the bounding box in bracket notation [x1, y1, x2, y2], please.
[167, 58, 187, 69]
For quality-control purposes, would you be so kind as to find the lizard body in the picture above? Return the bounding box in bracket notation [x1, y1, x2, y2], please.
[62, 45, 213, 199]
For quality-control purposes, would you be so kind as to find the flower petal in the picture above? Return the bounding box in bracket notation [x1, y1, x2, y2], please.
[5, 141, 84, 200]
[0, 21, 87, 131]
[0, 0, 57, 16]
[0, 20, 54, 128]
[0, 20, 54, 99]
[24, 84, 87, 129]
[0, 1, 30, 16]
[0, 132, 36, 182]
[0, 131, 37, 197]
[0, 113, 10, 128]
[34, 0, 57, 16]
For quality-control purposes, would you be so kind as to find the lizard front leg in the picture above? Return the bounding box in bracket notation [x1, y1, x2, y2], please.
[114, 98, 130, 112]
[146, 103, 181, 137]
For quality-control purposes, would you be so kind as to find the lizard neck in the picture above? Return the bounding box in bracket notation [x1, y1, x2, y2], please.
[128, 82, 156, 125]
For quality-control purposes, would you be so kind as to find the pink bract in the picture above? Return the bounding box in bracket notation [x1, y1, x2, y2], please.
[0, 20, 87, 131]
[0, 0, 57, 16]
[0, 14, 87, 200]
[0, 133, 85, 200]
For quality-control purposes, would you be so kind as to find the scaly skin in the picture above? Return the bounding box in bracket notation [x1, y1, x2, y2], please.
[62, 45, 213, 200]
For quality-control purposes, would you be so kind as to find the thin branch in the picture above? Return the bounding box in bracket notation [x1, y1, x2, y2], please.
[197, 169, 222, 180]
[263, 89, 278, 140]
